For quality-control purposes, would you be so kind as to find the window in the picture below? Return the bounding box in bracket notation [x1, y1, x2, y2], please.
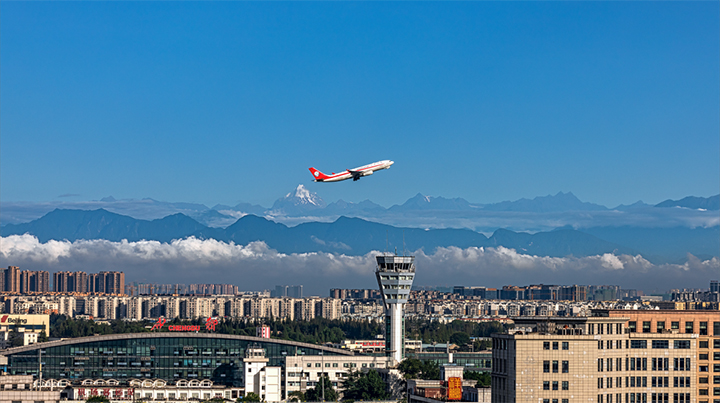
[631, 340, 647, 349]
[544, 361, 550, 373]
[544, 342, 550, 350]
[674, 340, 691, 349]
[653, 340, 669, 349]
[700, 377, 709, 384]
[701, 322, 708, 335]
[553, 342, 559, 350]
[543, 381, 550, 390]
[714, 322, 720, 336]
[553, 381, 558, 391]
[715, 352, 720, 360]
[715, 339, 720, 349]
[671, 322, 680, 330]
[643, 322, 651, 333]
[629, 322, 637, 333]
[563, 361, 569, 373]
[686, 322, 694, 334]
[562, 342, 569, 350]
[714, 376, 720, 384]
[701, 341, 709, 349]
[553, 360, 559, 373]
[562, 381, 569, 390]
[657, 322, 665, 333]
[701, 354, 709, 360]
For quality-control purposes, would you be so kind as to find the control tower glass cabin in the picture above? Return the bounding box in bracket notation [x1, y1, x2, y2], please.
[375, 254, 415, 364]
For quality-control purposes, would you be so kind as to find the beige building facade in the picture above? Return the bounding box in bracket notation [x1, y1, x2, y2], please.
[492, 316, 699, 403]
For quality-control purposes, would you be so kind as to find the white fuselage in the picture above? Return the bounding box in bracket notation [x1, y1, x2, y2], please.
[316, 160, 394, 182]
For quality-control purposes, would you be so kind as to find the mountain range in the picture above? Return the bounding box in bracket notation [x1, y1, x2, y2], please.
[2, 186, 717, 233]
[3, 206, 718, 263]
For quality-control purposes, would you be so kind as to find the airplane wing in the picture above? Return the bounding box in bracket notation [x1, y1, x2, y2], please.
[348, 169, 372, 181]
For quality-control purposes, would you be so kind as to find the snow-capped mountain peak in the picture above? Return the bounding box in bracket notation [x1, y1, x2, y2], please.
[271, 184, 326, 213]
[285, 184, 323, 206]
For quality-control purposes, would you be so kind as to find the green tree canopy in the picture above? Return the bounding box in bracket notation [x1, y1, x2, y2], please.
[397, 358, 439, 380]
[342, 370, 389, 401]
[242, 392, 261, 402]
[463, 371, 491, 387]
[449, 331, 470, 346]
[305, 374, 338, 402]
[288, 391, 306, 402]
[8, 329, 24, 347]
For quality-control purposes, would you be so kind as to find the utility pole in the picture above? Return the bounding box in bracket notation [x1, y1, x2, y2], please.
[320, 351, 325, 402]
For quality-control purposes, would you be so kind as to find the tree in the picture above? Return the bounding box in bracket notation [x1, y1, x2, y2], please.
[473, 339, 491, 351]
[342, 370, 389, 401]
[288, 391, 306, 402]
[86, 397, 110, 403]
[449, 331, 470, 347]
[305, 374, 338, 402]
[397, 358, 439, 380]
[397, 358, 422, 379]
[8, 329, 24, 347]
[38, 330, 49, 343]
[463, 371, 490, 387]
[242, 392, 261, 402]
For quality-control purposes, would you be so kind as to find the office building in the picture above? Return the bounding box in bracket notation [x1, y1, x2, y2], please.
[602, 309, 720, 403]
[492, 315, 700, 403]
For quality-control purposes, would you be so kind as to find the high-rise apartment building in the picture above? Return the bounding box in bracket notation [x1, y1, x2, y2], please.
[19, 270, 49, 293]
[2, 266, 20, 293]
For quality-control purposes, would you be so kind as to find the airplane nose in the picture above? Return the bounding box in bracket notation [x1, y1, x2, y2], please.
[388, 160, 394, 165]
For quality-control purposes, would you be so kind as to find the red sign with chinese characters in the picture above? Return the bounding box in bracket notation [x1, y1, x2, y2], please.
[150, 317, 218, 332]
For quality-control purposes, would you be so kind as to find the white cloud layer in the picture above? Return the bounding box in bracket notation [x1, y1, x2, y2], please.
[1, 235, 716, 295]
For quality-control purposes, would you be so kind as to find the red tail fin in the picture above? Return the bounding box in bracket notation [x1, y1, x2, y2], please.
[309, 167, 330, 181]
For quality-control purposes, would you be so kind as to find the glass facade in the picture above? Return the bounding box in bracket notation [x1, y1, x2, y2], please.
[4, 333, 348, 386]
[407, 351, 492, 369]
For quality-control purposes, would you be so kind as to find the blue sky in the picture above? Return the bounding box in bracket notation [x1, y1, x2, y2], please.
[2, 2, 718, 208]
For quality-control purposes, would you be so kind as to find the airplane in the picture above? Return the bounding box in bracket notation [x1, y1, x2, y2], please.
[309, 160, 394, 182]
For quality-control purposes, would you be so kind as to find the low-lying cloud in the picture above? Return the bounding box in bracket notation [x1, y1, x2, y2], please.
[1, 235, 716, 295]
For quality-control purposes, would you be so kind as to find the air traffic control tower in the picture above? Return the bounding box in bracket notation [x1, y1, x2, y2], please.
[375, 254, 416, 364]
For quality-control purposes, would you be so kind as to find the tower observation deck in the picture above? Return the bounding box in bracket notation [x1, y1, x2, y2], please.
[375, 254, 415, 365]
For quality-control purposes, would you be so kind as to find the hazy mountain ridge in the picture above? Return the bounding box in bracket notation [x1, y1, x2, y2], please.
[7, 208, 717, 263]
[2, 188, 718, 234]
[655, 195, 720, 210]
